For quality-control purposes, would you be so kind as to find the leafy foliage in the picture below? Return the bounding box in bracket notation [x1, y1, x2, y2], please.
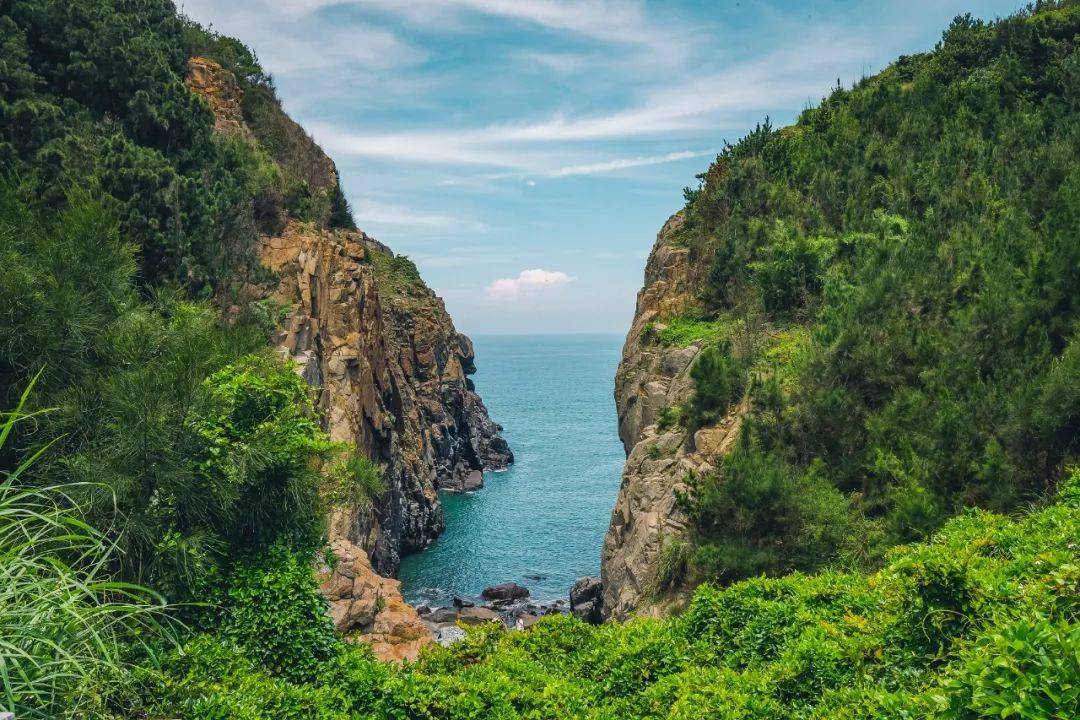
[129, 469, 1080, 720]
[0, 381, 168, 718]
[213, 545, 342, 684]
[671, 1, 1080, 581]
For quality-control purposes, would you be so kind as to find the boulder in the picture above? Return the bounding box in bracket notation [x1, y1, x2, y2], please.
[570, 576, 604, 625]
[515, 613, 541, 630]
[452, 596, 475, 609]
[434, 625, 467, 646]
[457, 606, 503, 626]
[426, 606, 459, 624]
[317, 538, 434, 662]
[462, 470, 483, 491]
[482, 582, 530, 601]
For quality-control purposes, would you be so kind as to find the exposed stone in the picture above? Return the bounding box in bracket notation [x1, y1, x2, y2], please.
[189, 58, 512, 660]
[318, 539, 432, 663]
[601, 212, 750, 621]
[569, 576, 604, 624]
[516, 613, 541, 630]
[426, 607, 459, 624]
[434, 625, 467, 646]
[482, 582, 530, 601]
[457, 606, 502, 625]
[257, 220, 512, 572]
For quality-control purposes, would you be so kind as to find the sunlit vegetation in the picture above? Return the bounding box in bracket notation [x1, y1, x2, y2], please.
[1, 1, 1077, 717]
[670, 1, 1080, 584]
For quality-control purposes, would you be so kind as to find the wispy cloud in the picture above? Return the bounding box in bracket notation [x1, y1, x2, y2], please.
[353, 199, 482, 231]
[178, 0, 422, 77]
[485, 269, 574, 299]
[545, 150, 713, 178]
[309, 29, 870, 176]
[357, 0, 687, 51]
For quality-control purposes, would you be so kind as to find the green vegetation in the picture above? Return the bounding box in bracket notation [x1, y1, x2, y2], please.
[323, 453, 388, 509]
[655, 316, 731, 347]
[370, 250, 428, 300]
[1, 1, 1077, 717]
[684, 341, 747, 431]
[670, 1, 1080, 583]
[109, 470, 1080, 719]
[0, 379, 167, 718]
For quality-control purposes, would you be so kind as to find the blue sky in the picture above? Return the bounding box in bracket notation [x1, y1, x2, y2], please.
[179, 0, 1021, 335]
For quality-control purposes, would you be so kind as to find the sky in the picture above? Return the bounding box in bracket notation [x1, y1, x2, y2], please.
[178, 0, 1022, 335]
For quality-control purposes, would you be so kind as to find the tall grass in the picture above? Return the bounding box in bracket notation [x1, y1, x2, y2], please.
[0, 375, 169, 718]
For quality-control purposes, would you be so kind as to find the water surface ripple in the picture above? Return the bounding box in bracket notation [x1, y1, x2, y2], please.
[398, 334, 626, 605]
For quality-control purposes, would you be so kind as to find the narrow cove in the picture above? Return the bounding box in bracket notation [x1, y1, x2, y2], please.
[398, 334, 626, 606]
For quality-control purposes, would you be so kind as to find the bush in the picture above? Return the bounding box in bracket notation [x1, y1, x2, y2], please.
[0, 380, 168, 718]
[681, 439, 853, 582]
[214, 545, 341, 684]
[685, 341, 746, 431]
[323, 452, 387, 510]
[186, 354, 337, 551]
[666, 0, 1080, 575]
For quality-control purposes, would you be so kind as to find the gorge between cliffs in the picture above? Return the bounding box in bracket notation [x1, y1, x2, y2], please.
[4, 3, 1078, 717]
[187, 54, 661, 660]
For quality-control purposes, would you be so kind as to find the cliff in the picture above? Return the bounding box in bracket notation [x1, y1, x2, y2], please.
[601, 212, 747, 620]
[187, 57, 511, 659]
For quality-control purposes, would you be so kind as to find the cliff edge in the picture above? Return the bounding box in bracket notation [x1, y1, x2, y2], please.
[187, 57, 511, 660]
[601, 212, 746, 620]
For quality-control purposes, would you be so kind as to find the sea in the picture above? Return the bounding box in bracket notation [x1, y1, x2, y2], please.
[398, 333, 626, 606]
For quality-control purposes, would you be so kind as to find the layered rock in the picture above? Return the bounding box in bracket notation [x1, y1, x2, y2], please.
[186, 56, 511, 657]
[259, 222, 511, 573]
[318, 535, 432, 662]
[601, 212, 747, 620]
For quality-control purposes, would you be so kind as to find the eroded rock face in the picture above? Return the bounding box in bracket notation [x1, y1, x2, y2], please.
[259, 221, 512, 573]
[601, 212, 746, 620]
[318, 536, 432, 663]
[186, 56, 511, 655]
[569, 576, 603, 624]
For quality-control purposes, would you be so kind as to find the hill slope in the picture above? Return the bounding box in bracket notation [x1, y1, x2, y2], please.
[602, 0, 1080, 618]
[0, 0, 508, 675]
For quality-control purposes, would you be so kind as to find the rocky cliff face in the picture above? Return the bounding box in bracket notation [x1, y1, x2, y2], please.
[187, 57, 510, 658]
[260, 221, 511, 573]
[601, 212, 746, 620]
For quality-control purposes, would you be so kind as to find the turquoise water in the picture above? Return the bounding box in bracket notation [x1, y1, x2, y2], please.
[398, 334, 626, 605]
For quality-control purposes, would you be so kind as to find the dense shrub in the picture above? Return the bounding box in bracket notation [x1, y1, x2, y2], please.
[0, 383, 167, 718]
[131, 469, 1080, 719]
[684, 341, 745, 430]
[671, 1, 1080, 581]
[680, 439, 854, 582]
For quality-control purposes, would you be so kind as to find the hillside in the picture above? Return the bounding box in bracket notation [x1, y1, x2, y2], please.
[1, 1, 1078, 719]
[0, 0, 509, 697]
[601, 0, 1080, 618]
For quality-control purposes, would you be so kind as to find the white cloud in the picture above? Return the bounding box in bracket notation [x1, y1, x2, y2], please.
[353, 199, 474, 229]
[357, 0, 675, 49]
[307, 29, 872, 174]
[178, 0, 422, 78]
[545, 150, 713, 178]
[485, 269, 574, 299]
[516, 50, 590, 74]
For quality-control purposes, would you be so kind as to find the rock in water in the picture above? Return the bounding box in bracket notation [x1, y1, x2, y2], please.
[570, 576, 603, 624]
[457, 606, 503, 625]
[482, 582, 530, 601]
[426, 607, 458, 624]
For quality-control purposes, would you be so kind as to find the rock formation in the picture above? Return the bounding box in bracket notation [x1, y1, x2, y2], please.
[600, 212, 747, 620]
[259, 221, 512, 573]
[318, 535, 432, 663]
[186, 57, 511, 659]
